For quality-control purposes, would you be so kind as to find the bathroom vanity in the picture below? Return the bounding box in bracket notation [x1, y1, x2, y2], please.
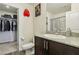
[35, 10, 79, 55]
[35, 34, 79, 55]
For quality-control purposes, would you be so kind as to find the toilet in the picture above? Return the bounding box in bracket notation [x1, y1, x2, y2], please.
[22, 42, 34, 55]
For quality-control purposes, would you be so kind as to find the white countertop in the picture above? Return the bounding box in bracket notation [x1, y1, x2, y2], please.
[35, 34, 79, 48]
[0, 42, 17, 55]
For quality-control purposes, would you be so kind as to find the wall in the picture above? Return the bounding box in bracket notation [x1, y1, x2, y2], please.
[66, 4, 79, 33]
[4, 3, 34, 51]
[47, 11, 54, 20]
[67, 3, 79, 31]
[71, 3, 79, 11]
[47, 3, 71, 15]
[64, 3, 79, 36]
[46, 12, 52, 32]
[33, 3, 46, 35]
[66, 11, 79, 33]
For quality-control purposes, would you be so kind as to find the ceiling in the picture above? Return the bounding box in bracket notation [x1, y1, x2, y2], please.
[0, 3, 71, 14]
[46, 3, 71, 14]
[0, 3, 17, 13]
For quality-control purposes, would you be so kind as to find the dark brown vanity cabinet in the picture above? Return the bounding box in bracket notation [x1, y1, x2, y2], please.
[48, 40, 64, 55]
[35, 36, 79, 55]
[35, 36, 48, 55]
[48, 40, 79, 55]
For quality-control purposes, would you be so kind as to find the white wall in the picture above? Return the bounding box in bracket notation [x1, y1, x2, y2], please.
[33, 3, 46, 35]
[66, 11, 79, 33]
[71, 3, 79, 11]
[47, 12, 54, 20]
[46, 12, 53, 31]
[66, 3, 79, 33]
[4, 3, 34, 51]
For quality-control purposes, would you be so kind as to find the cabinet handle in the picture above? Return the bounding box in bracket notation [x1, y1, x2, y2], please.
[44, 40, 45, 49]
[46, 41, 48, 50]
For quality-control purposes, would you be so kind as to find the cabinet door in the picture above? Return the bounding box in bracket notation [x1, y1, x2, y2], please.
[48, 40, 79, 55]
[48, 40, 64, 55]
[62, 45, 79, 55]
[35, 36, 45, 55]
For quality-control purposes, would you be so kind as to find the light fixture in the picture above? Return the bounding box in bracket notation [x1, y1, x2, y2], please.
[6, 5, 10, 8]
[23, 8, 30, 17]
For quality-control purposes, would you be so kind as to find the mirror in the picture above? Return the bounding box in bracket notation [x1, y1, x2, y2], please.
[46, 3, 72, 36]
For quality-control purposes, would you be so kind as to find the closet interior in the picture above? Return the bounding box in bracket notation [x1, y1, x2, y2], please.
[0, 4, 17, 43]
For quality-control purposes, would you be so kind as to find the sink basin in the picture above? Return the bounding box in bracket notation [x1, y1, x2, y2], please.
[22, 42, 34, 50]
[44, 34, 66, 39]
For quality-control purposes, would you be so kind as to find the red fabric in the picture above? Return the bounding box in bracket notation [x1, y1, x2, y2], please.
[23, 9, 30, 17]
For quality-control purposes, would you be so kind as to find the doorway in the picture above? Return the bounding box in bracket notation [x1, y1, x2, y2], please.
[0, 4, 18, 43]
